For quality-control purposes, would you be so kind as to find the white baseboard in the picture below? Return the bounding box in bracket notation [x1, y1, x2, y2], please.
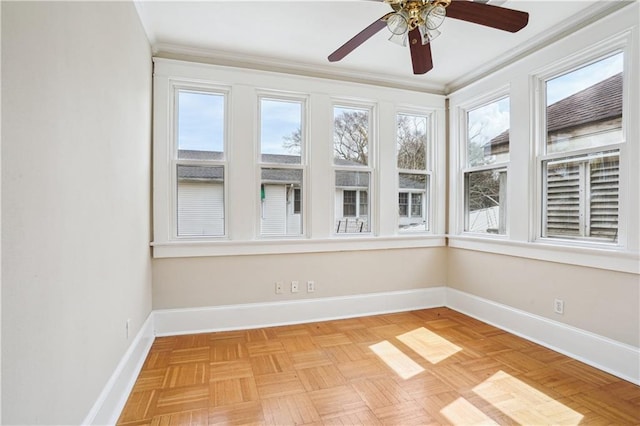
[85, 286, 640, 423]
[446, 288, 640, 385]
[153, 287, 447, 336]
[83, 313, 155, 425]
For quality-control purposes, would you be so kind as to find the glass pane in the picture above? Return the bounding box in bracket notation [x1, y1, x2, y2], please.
[465, 169, 506, 234]
[543, 151, 619, 241]
[399, 193, 408, 217]
[334, 106, 369, 166]
[411, 193, 422, 217]
[260, 98, 302, 163]
[467, 97, 510, 167]
[546, 53, 623, 154]
[399, 173, 428, 232]
[177, 91, 224, 159]
[335, 171, 370, 233]
[343, 190, 356, 217]
[397, 113, 428, 170]
[260, 168, 303, 236]
[177, 165, 224, 236]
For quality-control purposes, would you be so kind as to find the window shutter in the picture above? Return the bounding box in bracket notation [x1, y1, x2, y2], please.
[545, 161, 582, 237]
[589, 155, 619, 240]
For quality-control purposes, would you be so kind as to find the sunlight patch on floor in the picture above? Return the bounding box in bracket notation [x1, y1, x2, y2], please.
[397, 327, 462, 364]
[369, 340, 425, 379]
[441, 397, 499, 425]
[473, 371, 584, 425]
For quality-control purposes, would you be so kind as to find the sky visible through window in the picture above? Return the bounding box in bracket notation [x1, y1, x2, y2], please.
[178, 91, 225, 153]
[466, 52, 623, 161]
[260, 98, 302, 156]
[467, 97, 510, 148]
[547, 52, 623, 105]
[176, 54, 622, 156]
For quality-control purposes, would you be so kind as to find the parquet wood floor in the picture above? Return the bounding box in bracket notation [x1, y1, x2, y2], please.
[118, 308, 640, 425]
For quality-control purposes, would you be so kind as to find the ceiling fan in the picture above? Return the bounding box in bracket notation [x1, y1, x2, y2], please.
[328, 0, 529, 75]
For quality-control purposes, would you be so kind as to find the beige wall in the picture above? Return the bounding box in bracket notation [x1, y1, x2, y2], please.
[153, 247, 448, 309]
[447, 248, 639, 347]
[154, 246, 639, 348]
[1, 2, 152, 424]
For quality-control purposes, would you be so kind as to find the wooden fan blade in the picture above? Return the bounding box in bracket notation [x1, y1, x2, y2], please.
[408, 28, 433, 75]
[328, 14, 390, 62]
[446, 1, 529, 33]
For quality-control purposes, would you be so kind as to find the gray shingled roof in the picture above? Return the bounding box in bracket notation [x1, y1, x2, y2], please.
[177, 152, 425, 191]
[486, 72, 623, 154]
[399, 174, 427, 190]
[179, 149, 224, 161]
[177, 164, 223, 181]
[262, 168, 302, 184]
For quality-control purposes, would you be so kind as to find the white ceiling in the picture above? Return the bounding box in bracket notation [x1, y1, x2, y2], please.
[134, 0, 625, 94]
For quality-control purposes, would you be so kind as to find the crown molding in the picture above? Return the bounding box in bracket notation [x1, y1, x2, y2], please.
[444, 0, 634, 94]
[152, 43, 447, 95]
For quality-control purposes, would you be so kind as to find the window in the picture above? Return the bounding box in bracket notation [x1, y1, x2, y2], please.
[176, 89, 226, 237]
[343, 190, 357, 217]
[153, 60, 447, 257]
[411, 193, 422, 217]
[293, 188, 301, 214]
[397, 113, 430, 232]
[399, 193, 409, 217]
[540, 52, 623, 243]
[259, 96, 305, 237]
[334, 105, 373, 234]
[463, 96, 509, 235]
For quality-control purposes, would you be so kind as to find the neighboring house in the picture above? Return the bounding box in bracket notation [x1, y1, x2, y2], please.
[177, 151, 428, 235]
[398, 174, 428, 230]
[481, 72, 622, 238]
[485, 72, 623, 157]
[176, 151, 225, 236]
[334, 160, 370, 233]
[177, 151, 304, 236]
[260, 154, 303, 236]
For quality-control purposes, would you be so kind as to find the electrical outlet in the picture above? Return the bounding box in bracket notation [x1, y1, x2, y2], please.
[307, 280, 315, 293]
[275, 281, 283, 294]
[554, 298, 564, 314]
[291, 280, 299, 293]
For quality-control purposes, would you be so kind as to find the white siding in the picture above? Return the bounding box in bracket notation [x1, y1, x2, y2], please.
[261, 185, 287, 235]
[177, 181, 224, 236]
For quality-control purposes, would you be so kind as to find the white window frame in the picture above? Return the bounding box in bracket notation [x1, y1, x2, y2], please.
[396, 110, 433, 233]
[256, 92, 308, 239]
[459, 90, 511, 238]
[168, 81, 230, 241]
[152, 59, 446, 258]
[532, 37, 630, 250]
[332, 101, 376, 236]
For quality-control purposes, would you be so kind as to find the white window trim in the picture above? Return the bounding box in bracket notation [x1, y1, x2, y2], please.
[256, 91, 309, 239]
[156, 79, 232, 243]
[457, 89, 511, 238]
[396, 108, 434, 234]
[531, 32, 632, 250]
[152, 58, 447, 258]
[332, 100, 376, 236]
[447, 5, 638, 273]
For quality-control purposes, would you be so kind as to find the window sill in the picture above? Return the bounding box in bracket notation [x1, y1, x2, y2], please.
[151, 234, 447, 258]
[448, 235, 639, 274]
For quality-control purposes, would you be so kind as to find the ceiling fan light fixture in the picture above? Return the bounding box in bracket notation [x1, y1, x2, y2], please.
[426, 4, 446, 30]
[388, 31, 408, 47]
[327, 0, 529, 75]
[386, 11, 409, 35]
